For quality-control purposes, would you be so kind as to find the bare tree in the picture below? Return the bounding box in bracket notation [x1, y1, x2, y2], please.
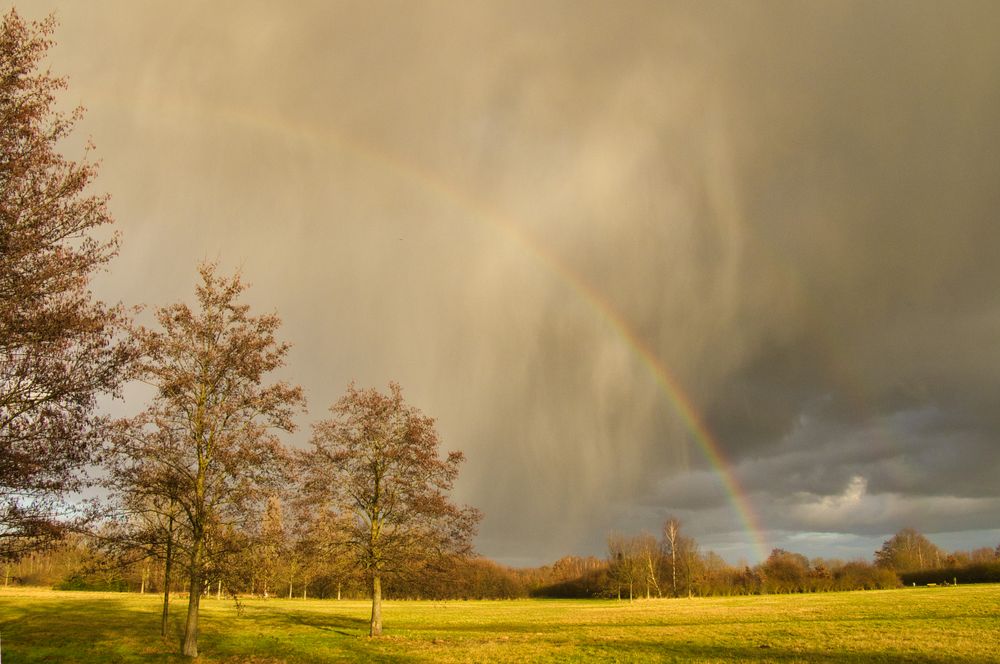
[300, 382, 481, 636]
[635, 531, 661, 599]
[0, 9, 133, 561]
[662, 517, 700, 597]
[761, 548, 810, 593]
[112, 264, 303, 657]
[257, 495, 285, 598]
[292, 503, 359, 601]
[607, 532, 642, 601]
[100, 491, 182, 637]
[874, 528, 944, 573]
[662, 518, 681, 597]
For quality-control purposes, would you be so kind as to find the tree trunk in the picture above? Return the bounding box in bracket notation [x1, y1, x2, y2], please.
[671, 549, 677, 598]
[370, 575, 382, 636]
[337, 582, 341, 601]
[686, 560, 693, 598]
[288, 581, 293, 599]
[182, 538, 202, 657]
[161, 519, 174, 638]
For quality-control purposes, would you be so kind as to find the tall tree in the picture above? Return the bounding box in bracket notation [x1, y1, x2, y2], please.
[300, 382, 480, 636]
[874, 528, 943, 573]
[661, 517, 699, 597]
[635, 531, 660, 599]
[662, 518, 682, 598]
[292, 502, 358, 601]
[257, 495, 285, 598]
[0, 9, 132, 561]
[606, 532, 642, 601]
[113, 264, 303, 657]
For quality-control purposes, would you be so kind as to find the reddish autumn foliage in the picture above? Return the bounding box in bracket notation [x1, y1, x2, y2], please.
[300, 382, 481, 636]
[113, 264, 304, 657]
[0, 10, 133, 561]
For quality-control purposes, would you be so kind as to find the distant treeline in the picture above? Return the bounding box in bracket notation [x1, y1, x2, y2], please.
[7, 524, 998, 601]
[900, 561, 1000, 587]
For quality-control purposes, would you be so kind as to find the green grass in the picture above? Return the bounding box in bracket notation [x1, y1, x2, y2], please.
[1, 585, 998, 662]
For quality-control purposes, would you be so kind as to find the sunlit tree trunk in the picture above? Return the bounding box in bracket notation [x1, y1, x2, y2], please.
[182, 537, 202, 657]
[370, 575, 383, 636]
[161, 516, 174, 638]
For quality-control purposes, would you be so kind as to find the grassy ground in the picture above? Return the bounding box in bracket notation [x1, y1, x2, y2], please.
[1, 585, 998, 662]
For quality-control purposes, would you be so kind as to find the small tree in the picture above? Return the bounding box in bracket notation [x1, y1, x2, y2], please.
[0, 9, 133, 561]
[114, 264, 304, 657]
[98, 491, 182, 637]
[606, 532, 642, 601]
[300, 382, 480, 636]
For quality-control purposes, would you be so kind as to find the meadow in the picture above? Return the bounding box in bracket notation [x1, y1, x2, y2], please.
[1, 585, 998, 663]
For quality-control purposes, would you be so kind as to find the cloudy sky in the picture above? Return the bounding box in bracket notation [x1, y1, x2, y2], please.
[18, 0, 1000, 565]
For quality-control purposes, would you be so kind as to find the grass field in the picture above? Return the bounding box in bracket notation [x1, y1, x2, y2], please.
[1, 585, 998, 662]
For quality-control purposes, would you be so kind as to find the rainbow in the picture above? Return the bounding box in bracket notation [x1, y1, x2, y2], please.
[111, 95, 770, 560]
[420, 185, 773, 563]
[381, 162, 772, 562]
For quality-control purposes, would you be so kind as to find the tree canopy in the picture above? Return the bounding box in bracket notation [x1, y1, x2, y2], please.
[110, 263, 304, 657]
[875, 527, 944, 573]
[0, 9, 132, 561]
[300, 382, 481, 636]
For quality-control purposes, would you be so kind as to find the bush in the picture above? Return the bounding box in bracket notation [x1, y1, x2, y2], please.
[57, 574, 130, 592]
[833, 562, 901, 591]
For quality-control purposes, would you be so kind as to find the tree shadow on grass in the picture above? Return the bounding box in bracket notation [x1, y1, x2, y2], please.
[1, 596, 423, 663]
[579, 639, 988, 663]
[275, 609, 369, 637]
[0, 596, 182, 662]
[204, 606, 420, 663]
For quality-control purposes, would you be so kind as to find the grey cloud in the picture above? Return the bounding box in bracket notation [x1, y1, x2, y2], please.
[22, 0, 1000, 563]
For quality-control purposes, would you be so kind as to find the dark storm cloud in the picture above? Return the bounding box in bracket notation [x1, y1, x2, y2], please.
[21, 0, 1000, 563]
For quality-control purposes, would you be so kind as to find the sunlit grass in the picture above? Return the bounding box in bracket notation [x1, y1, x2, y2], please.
[1, 584, 998, 662]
